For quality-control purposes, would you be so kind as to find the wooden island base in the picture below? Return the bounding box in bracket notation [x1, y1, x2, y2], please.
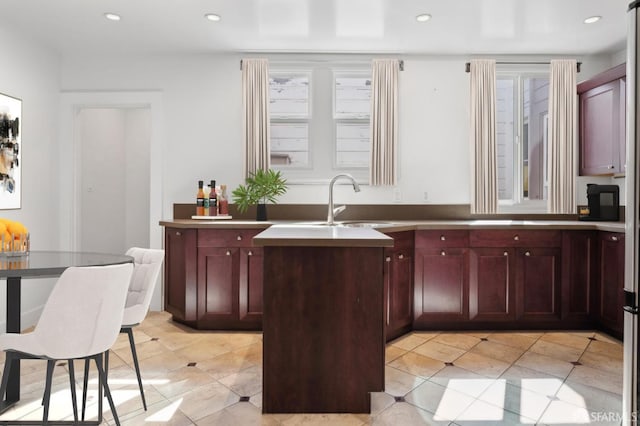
[262, 246, 385, 413]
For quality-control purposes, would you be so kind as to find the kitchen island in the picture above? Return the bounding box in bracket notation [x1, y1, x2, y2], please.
[252, 224, 393, 414]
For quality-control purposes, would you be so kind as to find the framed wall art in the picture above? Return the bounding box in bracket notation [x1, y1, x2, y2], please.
[0, 93, 21, 209]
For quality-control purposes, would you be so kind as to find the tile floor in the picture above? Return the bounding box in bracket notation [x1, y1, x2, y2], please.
[0, 312, 624, 425]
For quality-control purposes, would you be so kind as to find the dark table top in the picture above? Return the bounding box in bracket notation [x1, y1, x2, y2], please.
[0, 250, 134, 278]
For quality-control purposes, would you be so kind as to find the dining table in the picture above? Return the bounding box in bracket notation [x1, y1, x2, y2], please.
[0, 250, 133, 425]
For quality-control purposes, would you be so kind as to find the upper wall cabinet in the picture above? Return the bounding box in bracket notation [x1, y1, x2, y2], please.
[578, 64, 626, 176]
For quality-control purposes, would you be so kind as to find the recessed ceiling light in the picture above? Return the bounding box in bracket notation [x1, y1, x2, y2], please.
[416, 14, 432, 23]
[584, 16, 601, 24]
[104, 13, 121, 21]
[205, 13, 221, 22]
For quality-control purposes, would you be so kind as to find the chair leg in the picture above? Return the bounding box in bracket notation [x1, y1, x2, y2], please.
[93, 353, 120, 426]
[68, 360, 79, 423]
[81, 358, 90, 421]
[0, 352, 14, 400]
[125, 327, 147, 410]
[42, 359, 56, 426]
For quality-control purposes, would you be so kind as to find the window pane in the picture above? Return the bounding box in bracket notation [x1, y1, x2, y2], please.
[270, 75, 309, 118]
[270, 123, 309, 167]
[336, 123, 369, 167]
[497, 78, 515, 201]
[523, 77, 549, 200]
[335, 76, 371, 118]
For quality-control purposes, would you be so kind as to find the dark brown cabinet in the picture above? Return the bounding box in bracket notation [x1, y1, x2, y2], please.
[561, 231, 596, 324]
[596, 232, 625, 338]
[384, 231, 414, 342]
[164, 227, 263, 330]
[578, 63, 626, 176]
[414, 231, 469, 328]
[469, 230, 562, 326]
[164, 227, 197, 325]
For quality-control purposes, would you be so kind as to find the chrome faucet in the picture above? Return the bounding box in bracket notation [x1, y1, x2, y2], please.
[327, 174, 361, 225]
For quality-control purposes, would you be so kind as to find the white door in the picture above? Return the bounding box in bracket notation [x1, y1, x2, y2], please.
[78, 107, 151, 254]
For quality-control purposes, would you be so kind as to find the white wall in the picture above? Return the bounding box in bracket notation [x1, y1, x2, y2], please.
[0, 26, 61, 330]
[60, 53, 615, 215]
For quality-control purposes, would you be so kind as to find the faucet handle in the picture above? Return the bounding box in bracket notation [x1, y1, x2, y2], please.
[333, 205, 346, 217]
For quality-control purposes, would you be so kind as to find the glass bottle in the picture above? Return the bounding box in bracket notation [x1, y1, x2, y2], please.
[209, 180, 218, 216]
[218, 184, 229, 216]
[196, 180, 205, 216]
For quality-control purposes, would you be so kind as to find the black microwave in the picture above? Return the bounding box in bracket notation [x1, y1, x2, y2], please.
[578, 184, 620, 221]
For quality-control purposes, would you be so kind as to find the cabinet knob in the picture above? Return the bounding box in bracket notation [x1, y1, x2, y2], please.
[248, 250, 253, 256]
[398, 254, 404, 260]
[441, 251, 446, 256]
[236, 235, 242, 241]
[440, 235, 446, 241]
[226, 250, 231, 256]
[608, 165, 615, 169]
[513, 235, 519, 241]
[503, 251, 508, 256]
[525, 251, 531, 256]
[385, 256, 391, 262]
[611, 235, 619, 242]
[175, 231, 181, 236]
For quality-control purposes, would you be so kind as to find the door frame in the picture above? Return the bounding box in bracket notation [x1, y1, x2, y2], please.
[58, 91, 164, 308]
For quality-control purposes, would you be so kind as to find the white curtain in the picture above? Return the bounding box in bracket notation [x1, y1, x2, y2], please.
[547, 59, 577, 214]
[469, 59, 498, 214]
[242, 58, 270, 177]
[370, 59, 399, 186]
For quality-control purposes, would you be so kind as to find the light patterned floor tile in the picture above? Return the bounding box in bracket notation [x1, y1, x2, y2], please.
[477, 380, 551, 421]
[412, 340, 466, 363]
[428, 366, 495, 398]
[555, 381, 622, 416]
[404, 380, 475, 421]
[372, 401, 448, 426]
[528, 339, 585, 363]
[578, 349, 623, 376]
[195, 402, 280, 426]
[514, 351, 574, 379]
[566, 364, 623, 395]
[385, 345, 407, 363]
[487, 332, 538, 351]
[455, 399, 537, 425]
[498, 365, 565, 397]
[275, 412, 367, 425]
[454, 351, 511, 378]
[390, 333, 430, 351]
[432, 333, 481, 351]
[539, 332, 591, 351]
[384, 366, 425, 397]
[586, 339, 624, 360]
[217, 365, 262, 397]
[387, 351, 445, 379]
[470, 340, 525, 364]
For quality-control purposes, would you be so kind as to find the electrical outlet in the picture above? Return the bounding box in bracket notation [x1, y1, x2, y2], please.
[393, 189, 402, 202]
[423, 191, 429, 201]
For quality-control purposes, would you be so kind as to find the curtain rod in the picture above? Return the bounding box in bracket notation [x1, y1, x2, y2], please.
[240, 59, 404, 71]
[464, 61, 582, 73]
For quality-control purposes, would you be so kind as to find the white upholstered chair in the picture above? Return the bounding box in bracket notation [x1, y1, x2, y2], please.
[81, 247, 164, 417]
[0, 263, 133, 426]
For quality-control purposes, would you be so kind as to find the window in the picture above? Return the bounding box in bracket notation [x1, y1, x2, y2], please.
[497, 74, 550, 211]
[269, 73, 310, 167]
[269, 65, 371, 183]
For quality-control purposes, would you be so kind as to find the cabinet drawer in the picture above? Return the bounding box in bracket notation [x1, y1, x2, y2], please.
[386, 231, 415, 251]
[415, 230, 469, 248]
[198, 229, 260, 247]
[470, 230, 562, 248]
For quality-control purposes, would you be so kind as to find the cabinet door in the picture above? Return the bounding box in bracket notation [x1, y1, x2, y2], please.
[197, 246, 239, 326]
[239, 247, 264, 327]
[580, 80, 623, 175]
[164, 228, 197, 322]
[598, 233, 625, 337]
[469, 248, 515, 322]
[386, 250, 413, 341]
[562, 231, 595, 322]
[414, 248, 468, 326]
[516, 247, 562, 321]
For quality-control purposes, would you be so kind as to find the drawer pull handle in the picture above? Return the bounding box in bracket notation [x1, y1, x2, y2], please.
[612, 236, 619, 242]
[248, 250, 253, 256]
[176, 231, 181, 236]
[385, 256, 391, 262]
[440, 235, 446, 241]
[398, 254, 404, 260]
[503, 251, 508, 256]
[513, 235, 519, 241]
[226, 250, 231, 256]
[441, 251, 446, 256]
[525, 251, 531, 256]
[237, 235, 242, 241]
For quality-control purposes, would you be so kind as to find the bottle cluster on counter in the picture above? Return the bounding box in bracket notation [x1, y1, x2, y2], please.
[193, 180, 231, 219]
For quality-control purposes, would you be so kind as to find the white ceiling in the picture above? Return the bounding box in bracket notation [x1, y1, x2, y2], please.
[0, 0, 629, 57]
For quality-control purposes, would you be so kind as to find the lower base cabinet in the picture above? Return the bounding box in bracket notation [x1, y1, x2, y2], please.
[384, 231, 414, 342]
[165, 227, 264, 330]
[597, 232, 625, 339]
[469, 248, 514, 322]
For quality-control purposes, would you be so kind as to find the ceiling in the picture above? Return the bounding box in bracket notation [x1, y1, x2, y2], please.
[0, 0, 629, 57]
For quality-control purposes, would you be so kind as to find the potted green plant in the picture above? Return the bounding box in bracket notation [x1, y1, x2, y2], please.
[232, 169, 287, 221]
